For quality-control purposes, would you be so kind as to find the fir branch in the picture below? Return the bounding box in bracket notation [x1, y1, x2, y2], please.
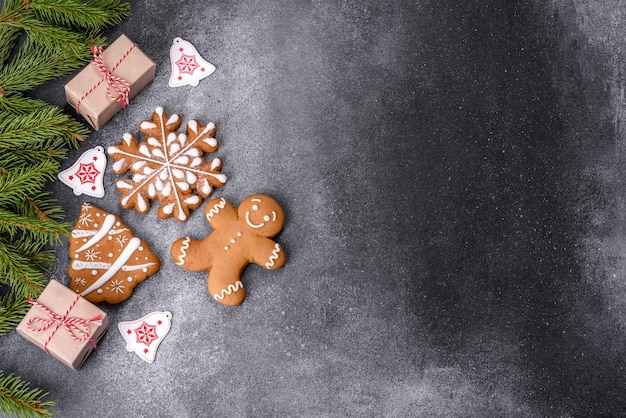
[0, 161, 58, 207]
[0, 237, 47, 298]
[0, 292, 28, 336]
[17, 192, 68, 223]
[0, 1, 22, 68]
[0, 149, 67, 169]
[0, 371, 55, 417]
[0, 207, 70, 245]
[0, 27, 21, 70]
[28, 0, 130, 31]
[0, 106, 84, 149]
[4, 11, 92, 54]
[0, 37, 88, 93]
[0, 95, 50, 114]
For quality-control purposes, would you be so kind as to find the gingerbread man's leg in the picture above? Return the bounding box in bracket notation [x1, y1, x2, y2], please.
[207, 264, 246, 306]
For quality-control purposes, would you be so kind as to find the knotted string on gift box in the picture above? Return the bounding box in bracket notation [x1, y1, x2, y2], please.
[26, 295, 103, 355]
[74, 43, 137, 113]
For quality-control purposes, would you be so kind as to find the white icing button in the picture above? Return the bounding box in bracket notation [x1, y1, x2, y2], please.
[252, 205, 259, 211]
[127, 277, 133, 282]
[97, 289, 103, 294]
[143, 268, 148, 272]
[74, 254, 79, 259]
[108, 253, 113, 258]
[139, 246, 144, 251]
[96, 213, 101, 217]
[91, 270, 98, 276]
[94, 223, 99, 228]
[230, 239, 236, 244]
[116, 222, 121, 226]
[237, 232, 242, 237]
[224, 246, 229, 251]
[108, 236, 113, 240]
[263, 215, 270, 222]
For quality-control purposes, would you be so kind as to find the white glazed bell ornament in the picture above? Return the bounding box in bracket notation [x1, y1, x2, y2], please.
[58, 146, 106, 198]
[118, 311, 172, 363]
[169, 37, 216, 87]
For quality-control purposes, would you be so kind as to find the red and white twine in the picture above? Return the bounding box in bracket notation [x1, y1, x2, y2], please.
[75, 43, 137, 112]
[26, 295, 102, 355]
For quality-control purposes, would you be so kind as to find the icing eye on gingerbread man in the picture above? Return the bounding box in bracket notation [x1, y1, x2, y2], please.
[170, 194, 286, 306]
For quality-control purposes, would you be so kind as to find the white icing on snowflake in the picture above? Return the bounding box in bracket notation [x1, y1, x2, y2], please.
[108, 107, 227, 222]
[75, 277, 86, 287]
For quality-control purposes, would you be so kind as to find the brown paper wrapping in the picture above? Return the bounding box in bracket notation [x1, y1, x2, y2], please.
[16, 280, 109, 371]
[64, 34, 156, 130]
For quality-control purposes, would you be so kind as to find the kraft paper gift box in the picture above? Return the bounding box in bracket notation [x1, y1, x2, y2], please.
[16, 280, 109, 371]
[65, 34, 156, 130]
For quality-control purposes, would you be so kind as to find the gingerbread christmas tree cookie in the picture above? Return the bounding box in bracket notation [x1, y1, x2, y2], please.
[107, 106, 226, 222]
[69, 203, 161, 304]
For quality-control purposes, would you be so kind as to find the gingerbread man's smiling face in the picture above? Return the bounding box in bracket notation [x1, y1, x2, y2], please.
[238, 195, 284, 237]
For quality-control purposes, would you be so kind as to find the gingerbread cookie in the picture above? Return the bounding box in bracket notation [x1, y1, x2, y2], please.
[170, 194, 286, 306]
[69, 203, 161, 303]
[107, 106, 227, 222]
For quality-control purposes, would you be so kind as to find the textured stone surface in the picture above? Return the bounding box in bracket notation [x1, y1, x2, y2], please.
[2, 0, 626, 416]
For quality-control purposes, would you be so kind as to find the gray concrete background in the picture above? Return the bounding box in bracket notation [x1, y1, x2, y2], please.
[3, 0, 626, 416]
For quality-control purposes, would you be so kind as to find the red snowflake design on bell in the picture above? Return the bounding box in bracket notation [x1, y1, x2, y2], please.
[176, 53, 199, 75]
[134, 322, 159, 347]
[74, 162, 100, 184]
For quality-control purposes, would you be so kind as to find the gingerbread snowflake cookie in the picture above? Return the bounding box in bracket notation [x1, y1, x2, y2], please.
[171, 194, 286, 306]
[69, 203, 161, 304]
[107, 107, 226, 222]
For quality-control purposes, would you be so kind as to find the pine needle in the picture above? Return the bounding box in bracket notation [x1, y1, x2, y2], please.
[0, 37, 87, 93]
[0, 106, 84, 149]
[0, 292, 28, 336]
[0, 371, 55, 417]
[0, 237, 47, 298]
[0, 161, 58, 207]
[28, 0, 130, 31]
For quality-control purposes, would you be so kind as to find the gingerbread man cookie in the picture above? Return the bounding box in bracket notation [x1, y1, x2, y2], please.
[170, 194, 286, 306]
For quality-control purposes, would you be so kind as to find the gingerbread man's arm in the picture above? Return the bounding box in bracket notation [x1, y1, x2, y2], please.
[204, 197, 237, 228]
[251, 238, 286, 270]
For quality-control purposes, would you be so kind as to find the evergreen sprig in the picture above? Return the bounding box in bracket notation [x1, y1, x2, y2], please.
[27, 0, 130, 31]
[0, 0, 130, 415]
[0, 371, 55, 417]
[0, 293, 28, 337]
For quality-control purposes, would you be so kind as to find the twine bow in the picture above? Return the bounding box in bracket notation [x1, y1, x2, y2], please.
[26, 295, 102, 355]
[75, 43, 137, 112]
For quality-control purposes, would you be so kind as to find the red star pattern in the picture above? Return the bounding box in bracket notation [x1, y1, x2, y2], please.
[134, 322, 159, 347]
[179, 47, 184, 52]
[74, 162, 100, 184]
[176, 54, 199, 75]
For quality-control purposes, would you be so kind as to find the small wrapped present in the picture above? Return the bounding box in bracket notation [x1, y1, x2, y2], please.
[65, 34, 156, 130]
[16, 280, 109, 370]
